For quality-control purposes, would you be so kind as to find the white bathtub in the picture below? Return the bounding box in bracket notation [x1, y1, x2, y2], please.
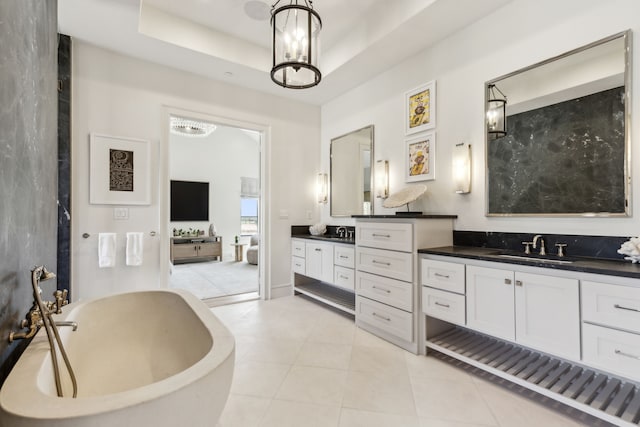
[0, 289, 235, 427]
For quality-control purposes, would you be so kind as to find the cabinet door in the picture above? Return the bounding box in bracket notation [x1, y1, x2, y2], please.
[172, 244, 198, 260]
[466, 265, 515, 341]
[514, 272, 580, 360]
[305, 242, 334, 283]
[198, 242, 219, 258]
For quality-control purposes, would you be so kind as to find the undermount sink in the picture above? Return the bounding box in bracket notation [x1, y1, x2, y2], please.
[496, 254, 574, 264]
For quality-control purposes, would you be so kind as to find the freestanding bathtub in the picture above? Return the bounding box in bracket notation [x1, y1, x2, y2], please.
[0, 289, 235, 427]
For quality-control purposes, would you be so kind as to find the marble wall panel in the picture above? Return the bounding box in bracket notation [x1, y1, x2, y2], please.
[0, 0, 58, 385]
[488, 87, 626, 215]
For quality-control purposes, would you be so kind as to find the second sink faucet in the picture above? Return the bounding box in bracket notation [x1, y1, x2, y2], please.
[336, 226, 347, 238]
[532, 235, 546, 256]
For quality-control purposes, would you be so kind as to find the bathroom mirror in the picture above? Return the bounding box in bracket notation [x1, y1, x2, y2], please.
[330, 125, 374, 217]
[486, 30, 631, 216]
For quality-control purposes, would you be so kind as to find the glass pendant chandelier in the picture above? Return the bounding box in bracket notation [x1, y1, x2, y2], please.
[271, 0, 322, 89]
[487, 84, 507, 140]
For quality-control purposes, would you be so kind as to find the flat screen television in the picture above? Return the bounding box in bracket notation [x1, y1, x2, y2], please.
[170, 180, 209, 221]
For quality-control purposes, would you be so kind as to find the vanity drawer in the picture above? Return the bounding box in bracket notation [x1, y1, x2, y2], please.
[356, 222, 413, 252]
[421, 259, 465, 294]
[292, 256, 306, 274]
[356, 271, 412, 312]
[356, 247, 412, 282]
[291, 240, 306, 258]
[582, 323, 640, 382]
[357, 295, 413, 342]
[582, 280, 640, 334]
[334, 245, 355, 268]
[334, 266, 355, 291]
[422, 286, 465, 326]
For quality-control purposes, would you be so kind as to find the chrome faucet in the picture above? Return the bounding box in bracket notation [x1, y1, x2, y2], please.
[336, 226, 347, 238]
[532, 235, 546, 256]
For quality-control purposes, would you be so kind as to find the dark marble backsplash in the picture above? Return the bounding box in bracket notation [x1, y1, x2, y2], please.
[291, 225, 356, 237]
[453, 231, 629, 261]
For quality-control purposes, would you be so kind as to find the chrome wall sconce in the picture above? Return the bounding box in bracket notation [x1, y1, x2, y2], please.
[271, 0, 322, 89]
[316, 173, 328, 204]
[487, 84, 507, 139]
[452, 143, 471, 194]
[374, 160, 389, 199]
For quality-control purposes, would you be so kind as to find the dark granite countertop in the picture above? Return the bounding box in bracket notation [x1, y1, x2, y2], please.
[419, 246, 640, 280]
[291, 234, 356, 245]
[352, 214, 458, 219]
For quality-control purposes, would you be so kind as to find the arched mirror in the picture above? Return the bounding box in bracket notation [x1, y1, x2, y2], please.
[486, 30, 631, 216]
[330, 125, 374, 217]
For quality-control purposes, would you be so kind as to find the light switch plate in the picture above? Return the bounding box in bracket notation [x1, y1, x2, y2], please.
[114, 207, 129, 220]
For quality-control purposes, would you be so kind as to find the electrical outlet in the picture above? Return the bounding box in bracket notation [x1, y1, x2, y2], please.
[306, 210, 312, 220]
[279, 210, 289, 219]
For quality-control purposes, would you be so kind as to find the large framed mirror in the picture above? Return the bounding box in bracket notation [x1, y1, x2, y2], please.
[330, 125, 374, 217]
[486, 30, 631, 216]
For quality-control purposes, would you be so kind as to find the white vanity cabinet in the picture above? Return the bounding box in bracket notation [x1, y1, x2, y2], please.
[421, 259, 466, 327]
[581, 280, 640, 382]
[354, 218, 454, 353]
[291, 238, 356, 314]
[466, 264, 580, 360]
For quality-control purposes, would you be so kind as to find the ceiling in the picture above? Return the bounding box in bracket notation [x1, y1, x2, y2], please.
[58, 0, 512, 105]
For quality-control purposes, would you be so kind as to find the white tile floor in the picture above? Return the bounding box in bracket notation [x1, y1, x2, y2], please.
[212, 295, 614, 427]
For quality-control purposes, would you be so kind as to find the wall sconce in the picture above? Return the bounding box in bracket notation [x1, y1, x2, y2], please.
[316, 173, 328, 204]
[452, 143, 471, 194]
[487, 84, 507, 140]
[374, 160, 389, 199]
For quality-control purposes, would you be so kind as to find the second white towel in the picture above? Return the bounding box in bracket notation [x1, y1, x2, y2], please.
[126, 232, 144, 266]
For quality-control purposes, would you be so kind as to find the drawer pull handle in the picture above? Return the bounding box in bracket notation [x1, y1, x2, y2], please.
[614, 304, 640, 313]
[504, 279, 512, 285]
[372, 260, 391, 266]
[339, 255, 349, 259]
[434, 273, 450, 279]
[372, 233, 391, 238]
[339, 275, 349, 280]
[434, 302, 450, 308]
[372, 312, 391, 322]
[372, 285, 391, 294]
[515, 280, 523, 287]
[315, 248, 322, 252]
[615, 349, 640, 360]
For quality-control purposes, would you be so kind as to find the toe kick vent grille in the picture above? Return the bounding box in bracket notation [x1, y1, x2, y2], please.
[427, 328, 640, 426]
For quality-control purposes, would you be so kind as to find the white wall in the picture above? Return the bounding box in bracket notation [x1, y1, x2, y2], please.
[321, 0, 640, 238]
[71, 42, 320, 301]
[169, 125, 260, 260]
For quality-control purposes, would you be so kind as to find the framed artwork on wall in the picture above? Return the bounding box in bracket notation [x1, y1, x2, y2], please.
[405, 132, 435, 182]
[89, 133, 151, 205]
[405, 80, 436, 135]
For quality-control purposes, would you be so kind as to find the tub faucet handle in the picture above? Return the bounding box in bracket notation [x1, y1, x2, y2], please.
[54, 289, 69, 314]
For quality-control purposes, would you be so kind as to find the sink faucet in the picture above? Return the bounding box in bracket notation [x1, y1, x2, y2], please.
[336, 226, 347, 238]
[532, 235, 546, 256]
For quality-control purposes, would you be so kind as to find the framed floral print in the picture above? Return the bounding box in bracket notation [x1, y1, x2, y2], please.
[405, 80, 436, 135]
[405, 132, 435, 182]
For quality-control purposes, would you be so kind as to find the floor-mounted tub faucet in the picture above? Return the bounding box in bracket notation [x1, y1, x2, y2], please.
[532, 235, 546, 256]
[8, 266, 78, 398]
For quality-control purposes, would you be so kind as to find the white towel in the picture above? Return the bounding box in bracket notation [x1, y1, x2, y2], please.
[126, 232, 144, 266]
[98, 233, 117, 268]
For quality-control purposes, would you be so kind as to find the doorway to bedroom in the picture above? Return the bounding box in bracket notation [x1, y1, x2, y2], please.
[167, 114, 261, 302]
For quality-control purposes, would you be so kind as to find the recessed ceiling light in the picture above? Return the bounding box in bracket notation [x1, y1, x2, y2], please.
[244, 1, 270, 21]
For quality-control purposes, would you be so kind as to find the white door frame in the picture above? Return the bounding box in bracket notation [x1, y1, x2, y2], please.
[159, 106, 270, 299]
